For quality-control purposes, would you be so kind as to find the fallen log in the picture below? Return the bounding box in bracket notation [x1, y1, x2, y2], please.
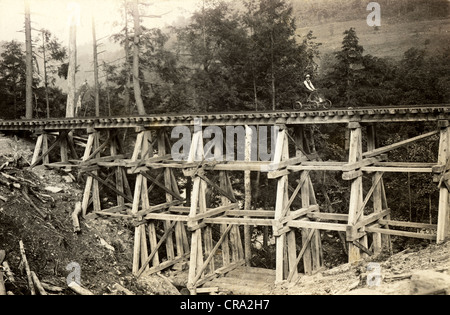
[0, 250, 6, 295]
[19, 240, 35, 295]
[72, 202, 82, 233]
[68, 281, 94, 295]
[2, 261, 15, 283]
[31, 271, 47, 295]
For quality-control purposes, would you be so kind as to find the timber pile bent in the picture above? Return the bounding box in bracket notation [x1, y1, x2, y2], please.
[1, 104, 449, 295]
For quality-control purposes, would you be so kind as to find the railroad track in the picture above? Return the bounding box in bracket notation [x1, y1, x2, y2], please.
[0, 104, 449, 131]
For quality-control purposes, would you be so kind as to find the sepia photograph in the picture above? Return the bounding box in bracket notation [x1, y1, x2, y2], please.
[0, 0, 449, 300]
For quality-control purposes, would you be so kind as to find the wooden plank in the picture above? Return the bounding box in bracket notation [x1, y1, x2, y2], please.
[83, 154, 127, 166]
[195, 260, 245, 288]
[140, 171, 184, 201]
[86, 172, 133, 203]
[288, 219, 348, 231]
[307, 212, 349, 221]
[225, 210, 275, 217]
[287, 229, 315, 281]
[30, 130, 70, 168]
[288, 164, 345, 172]
[141, 253, 190, 277]
[365, 226, 437, 240]
[203, 217, 275, 226]
[363, 130, 439, 158]
[279, 205, 318, 225]
[84, 134, 111, 162]
[347, 124, 364, 262]
[31, 134, 44, 165]
[42, 133, 49, 164]
[356, 172, 384, 220]
[281, 171, 310, 218]
[362, 166, 433, 173]
[189, 204, 238, 221]
[354, 209, 390, 230]
[131, 175, 143, 274]
[192, 224, 234, 286]
[437, 125, 450, 243]
[342, 156, 385, 172]
[136, 200, 183, 217]
[378, 220, 437, 230]
[197, 172, 237, 202]
[136, 221, 177, 277]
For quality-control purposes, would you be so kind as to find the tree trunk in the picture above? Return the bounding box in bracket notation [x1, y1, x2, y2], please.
[42, 32, 50, 118]
[92, 16, 100, 117]
[24, 0, 33, 119]
[131, 0, 146, 115]
[124, 3, 131, 114]
[66, 23, 77, 118]
[270, 31, 276, 111]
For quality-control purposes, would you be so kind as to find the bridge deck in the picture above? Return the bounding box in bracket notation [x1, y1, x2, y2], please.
[0, 105, 449, 130]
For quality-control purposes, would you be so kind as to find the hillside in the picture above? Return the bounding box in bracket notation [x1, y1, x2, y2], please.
[297, 18, 450, 62]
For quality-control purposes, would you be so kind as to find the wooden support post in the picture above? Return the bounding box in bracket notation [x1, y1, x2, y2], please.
[130, 128, 156, 275]
[158, 129, 175, 262]
[346, 122, 365, 263]
[31, 133, 44, 166]
[219, 171, 231, 266]
[110, 132, 124, 206]
[187, 129, 205, 291]
[244, 125, 252, 266]
[274, 128, 297, 282]
[60, 133, 68, 163]
[81, 128, 101, 216]
[367, 124, 391, 254]
[293, 125, 322, 275]
[437, 121, 450, 243]
[42, 133, 49, 164]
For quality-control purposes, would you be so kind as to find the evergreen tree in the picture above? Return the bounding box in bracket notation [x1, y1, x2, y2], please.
[0, 41, 27, 118]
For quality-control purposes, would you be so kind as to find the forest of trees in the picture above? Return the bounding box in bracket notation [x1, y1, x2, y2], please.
[0, 0, 448, 119]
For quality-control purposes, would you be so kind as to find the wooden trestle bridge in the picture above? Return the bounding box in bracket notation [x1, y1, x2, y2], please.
[1, 104, 449, 294]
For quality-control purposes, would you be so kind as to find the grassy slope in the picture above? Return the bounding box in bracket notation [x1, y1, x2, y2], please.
[296, 17, 450, 61]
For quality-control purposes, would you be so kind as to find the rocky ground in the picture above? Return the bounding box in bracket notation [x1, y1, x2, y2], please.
[271, 241, 450, 295]
[0, 132, 448, 295]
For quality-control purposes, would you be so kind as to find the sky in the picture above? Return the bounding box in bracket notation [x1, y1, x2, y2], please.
[0, 0, 201, 45]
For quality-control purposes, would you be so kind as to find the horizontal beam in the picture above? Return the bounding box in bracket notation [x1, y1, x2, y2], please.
[366, 226, 437, 240]
[362, 166, 433, 173]
[288, 219, 348, 232]
[378, 219, 437, 230]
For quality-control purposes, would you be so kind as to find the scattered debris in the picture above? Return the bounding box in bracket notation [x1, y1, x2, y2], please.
[44, 186, 63, 193]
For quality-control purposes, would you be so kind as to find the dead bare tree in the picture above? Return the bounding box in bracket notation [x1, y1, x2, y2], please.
[24, 0, 33, 119]
[130, 0, 146, 115]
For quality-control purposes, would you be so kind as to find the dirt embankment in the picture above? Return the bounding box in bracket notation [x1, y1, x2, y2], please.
[272, 241, 450, 295]
[0, 134, 178, 295]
